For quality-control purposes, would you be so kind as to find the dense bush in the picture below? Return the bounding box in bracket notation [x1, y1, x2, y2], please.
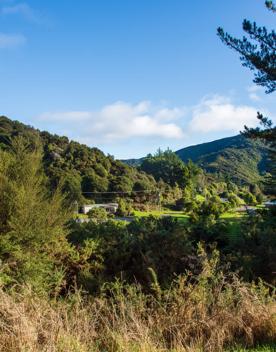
[115, 198, 133, 217]
[69, 216, 195, 290]
[87, 207, 109, 223]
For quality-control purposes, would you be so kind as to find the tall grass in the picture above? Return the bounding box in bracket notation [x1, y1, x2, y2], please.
[0, 252, 275, 352]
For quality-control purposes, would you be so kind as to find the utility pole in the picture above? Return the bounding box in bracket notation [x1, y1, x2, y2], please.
[73, 200, 79, 214]
[157, 191, 162, 212]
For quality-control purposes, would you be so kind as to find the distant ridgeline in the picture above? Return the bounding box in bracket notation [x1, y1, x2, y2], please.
[0, 116, 157, 202]
[123, 135, 268, 186]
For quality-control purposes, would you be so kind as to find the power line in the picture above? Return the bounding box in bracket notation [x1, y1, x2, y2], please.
[82, 190, 158, 194]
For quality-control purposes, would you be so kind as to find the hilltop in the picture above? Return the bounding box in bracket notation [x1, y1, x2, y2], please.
[175, 135, 267, 185]
[124, 135, 267, 186]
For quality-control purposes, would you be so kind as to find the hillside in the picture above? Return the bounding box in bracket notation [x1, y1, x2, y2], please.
[1, 116, 268, 191]
[123, 135, 268, 186]
[175, 135, 267, 185]
[0, 116, 157, 202]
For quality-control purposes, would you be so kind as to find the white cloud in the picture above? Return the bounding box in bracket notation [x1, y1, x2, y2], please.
[1, 2, 43, 24]
[247, 85, 262, 102]
[38, 101, 185, 143]
[189, 95, 258, 133]
[37, 96, 268, 148]
[0, 32, 26, 48]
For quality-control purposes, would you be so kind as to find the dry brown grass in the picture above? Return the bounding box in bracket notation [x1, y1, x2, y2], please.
[0, 272, 275, 352]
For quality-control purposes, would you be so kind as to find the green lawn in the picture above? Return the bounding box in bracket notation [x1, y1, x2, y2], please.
[134, 209, 244, 221]
[221, 211, 245, 219]
[133, 209, 189, 222]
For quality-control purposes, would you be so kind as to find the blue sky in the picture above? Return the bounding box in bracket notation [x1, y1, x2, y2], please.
[0, 0, 275, 158]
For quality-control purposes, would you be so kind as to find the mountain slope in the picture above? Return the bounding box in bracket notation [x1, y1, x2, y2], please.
[123, 135, 267, 186]
[175, 135, 267, 185]
[0, 116, 157, 201]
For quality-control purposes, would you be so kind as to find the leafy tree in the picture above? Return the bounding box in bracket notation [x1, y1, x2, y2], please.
[256, 192, 264, 204]
[218, 2, 276, 93]
[0, 137, 71, 294]
[227, 192, 242, 207]
[61, 171, 83, 204]
[266, 0, 276, 12]
[82, 170, 109, 194]
[140, 149, 199, 188]
[94, 163, 108, 178]
[133, 179, 151, 191]
[116, 198, 133, 217]
[242, 191, 257, 206]
[175, 186, 198, 213]
[87, 207, 109, 223]
[190, 196, 226, 227]
[245, 113, 276, 196]
[110, 175, 133, 193]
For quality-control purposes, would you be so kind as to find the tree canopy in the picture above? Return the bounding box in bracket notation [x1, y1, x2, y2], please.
[140, 148, 200, 188]
[217, 1, 276, 196]
[217, 1, 276, 93]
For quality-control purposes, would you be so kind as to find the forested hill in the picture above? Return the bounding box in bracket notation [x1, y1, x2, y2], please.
[123, 135, 268, 186]
[0, 116, 157, 201]
[175, 135, 267, 185]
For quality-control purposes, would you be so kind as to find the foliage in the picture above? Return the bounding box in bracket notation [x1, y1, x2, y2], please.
[116, 198, 133, 217]
[176, 135, 267, 187]
[0, 116, 157, 205]
[69, 216, 194, 289]
[229, 209, 276, 284]
[140, 148, 200, 188]
[0, 136, 275, 352]
[242, 191, 258, 206]
[0, 137, 71, 294]
[244, 112, 276, 196]
[87, 207, 109, 223]
[218, 2, 275, 196]
[61, 171, 83, 204]
[0, 137, 103, 296]
[175, 185, 199, 213]
[217, 4, 276, 93]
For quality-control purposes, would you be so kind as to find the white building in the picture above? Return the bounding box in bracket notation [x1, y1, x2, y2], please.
[264, 200, 276, 207]
[81, 203, 118, 214]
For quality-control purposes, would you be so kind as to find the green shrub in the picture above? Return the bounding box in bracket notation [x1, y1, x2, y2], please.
[87, 207, 109, 223]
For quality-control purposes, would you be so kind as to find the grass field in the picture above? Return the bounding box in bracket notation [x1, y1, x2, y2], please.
[134, 209, 245, 220]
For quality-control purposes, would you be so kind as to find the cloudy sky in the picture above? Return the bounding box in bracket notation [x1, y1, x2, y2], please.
[0, 0, 275, 158]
